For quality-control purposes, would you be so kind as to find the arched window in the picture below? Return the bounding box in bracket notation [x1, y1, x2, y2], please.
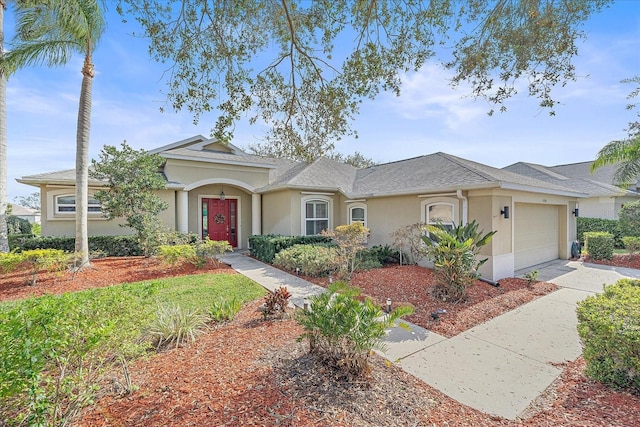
[304, 199, 330, 235]
[426, 203, 454, 230]
[348, 203, 367, 227]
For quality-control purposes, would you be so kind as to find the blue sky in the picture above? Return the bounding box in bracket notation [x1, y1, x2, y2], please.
[4, 1, 640, 200]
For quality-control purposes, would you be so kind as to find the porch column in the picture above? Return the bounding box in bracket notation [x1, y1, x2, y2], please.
[251, 193, 262, 236]
[177, 190, 189, 233]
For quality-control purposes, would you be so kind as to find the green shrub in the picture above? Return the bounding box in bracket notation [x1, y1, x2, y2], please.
[523, 270, 538, 285]
[195, 238, 233, 267]
[0, 287, 152, 426]
[158, 244, 197, 266]
[146, 304, 209, 349]
[209, 297, 242, 322]
[296, 284, 413, 378]
[367, 244, 402, 265]
[622, 236, 640, 254]
[0, 249, 70, 286]
[13, 235, 143, 256]
[584, 232, 614, 260]
[422, 221, 496, 303]
[158, 239, 233, 268]
[273, 244, 339, 277]
[577, 279, 640, 392]
[354, 249, 383, 271]
[248, 234, 333, 263]
[618, 201, 640, 238]
[6, 215, 31, 235]
[8, 233, 34, 251]
[577, 217, 623, 248]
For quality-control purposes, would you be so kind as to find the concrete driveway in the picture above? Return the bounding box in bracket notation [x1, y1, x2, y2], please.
[379, 259, 639, 420]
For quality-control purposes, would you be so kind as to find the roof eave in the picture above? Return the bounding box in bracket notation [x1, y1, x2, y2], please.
[498, 182, 588, 198]
[161, 153, 277, 169]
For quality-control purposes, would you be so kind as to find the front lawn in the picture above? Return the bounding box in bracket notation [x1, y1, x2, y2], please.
[0, 272, 265, 426]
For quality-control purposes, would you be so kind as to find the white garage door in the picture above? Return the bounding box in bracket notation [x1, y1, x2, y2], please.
[514, 203, 559, 270]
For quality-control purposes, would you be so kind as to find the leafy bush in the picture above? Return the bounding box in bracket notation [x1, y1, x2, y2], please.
[262, 286, 292, 319]
[322, 223, 370, 279]
[577, 279, 640, 392]
[296, 284, 413, 379]
[13, 235, 143, 256]
[523, 270, 538, 285]
[354, 249, 383, 271]
[367, 244, 402, 265]
[195, 238, 233, 267]
[584, 232, 614, 261]
[158, 239, 232, 268]
[209, 297, 242, 322]
[248, 234, 333, 263]
[623, 236, 640, 254]
[0, 249, 70, 286]
[8, 233, 34, 251]
[146, 304, 209, 349]
[422, 221, 496, 303]
[6, 215, 31, 235]
[577, 217, 623, 248]
[618, 200, 640, 238]
[158, 244, 196, 266]
[390, 222, 428, 265]
[273, 244, 339, 277]
[0, 287, 152, 426]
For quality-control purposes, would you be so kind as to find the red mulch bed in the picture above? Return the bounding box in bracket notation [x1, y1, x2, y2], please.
[304, 265, 557, 337]
[584, 253, 640, 269]
[0, 257, 235, 302]
[2, 257, 639, 426]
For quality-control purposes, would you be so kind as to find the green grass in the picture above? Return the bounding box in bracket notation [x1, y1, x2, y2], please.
[0, 273, 265, 425]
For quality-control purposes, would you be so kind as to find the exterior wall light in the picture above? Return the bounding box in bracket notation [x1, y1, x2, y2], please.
[500, 206, 510, 219]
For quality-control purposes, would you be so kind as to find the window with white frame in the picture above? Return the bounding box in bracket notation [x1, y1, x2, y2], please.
[55, 194, 102, 214]
[426, 203, 454, 230]
[348, 204, 367, 226]
[304, 199, 329, 235]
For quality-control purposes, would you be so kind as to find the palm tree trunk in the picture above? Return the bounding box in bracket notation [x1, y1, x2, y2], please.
[0, 2, 9, 254]
[74, 55, 93, 269]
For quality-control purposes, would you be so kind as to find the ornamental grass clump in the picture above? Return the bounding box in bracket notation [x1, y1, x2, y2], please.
[147, 304, 209, 349]
[296, 284, 413, 379]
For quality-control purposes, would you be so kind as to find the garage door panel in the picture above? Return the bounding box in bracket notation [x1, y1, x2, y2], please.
[514, 203, 559, 270]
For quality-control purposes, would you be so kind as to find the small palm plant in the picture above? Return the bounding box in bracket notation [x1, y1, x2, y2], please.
[422, 220, 496, 303]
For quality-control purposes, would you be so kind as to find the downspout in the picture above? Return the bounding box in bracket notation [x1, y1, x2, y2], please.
[456, 189, 468, 225]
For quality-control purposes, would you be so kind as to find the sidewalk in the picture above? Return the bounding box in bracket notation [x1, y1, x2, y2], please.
[219, 253, 638, 420]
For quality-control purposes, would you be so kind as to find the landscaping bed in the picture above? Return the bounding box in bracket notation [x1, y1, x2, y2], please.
[2, 256, 638, 426]
[303, 265, 557, 337]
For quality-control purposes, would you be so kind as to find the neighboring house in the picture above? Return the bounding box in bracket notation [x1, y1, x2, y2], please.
[504, 161, 640, 220]
[9, 204, 41, 224]
[18, 135, 585, 280]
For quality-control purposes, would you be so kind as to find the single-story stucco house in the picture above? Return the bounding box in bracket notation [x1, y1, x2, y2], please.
[18, 135, 586, 281]
[9, 204, 41, 224]
[503, 161, 640, 220]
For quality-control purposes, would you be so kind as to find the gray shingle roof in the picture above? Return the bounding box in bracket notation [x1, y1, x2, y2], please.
[17, 136, 590, 199]
[504, 161, 639, 198]
[351, 153, 585, 198]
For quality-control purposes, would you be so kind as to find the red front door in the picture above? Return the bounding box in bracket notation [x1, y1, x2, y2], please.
[202, 198, 237, 247]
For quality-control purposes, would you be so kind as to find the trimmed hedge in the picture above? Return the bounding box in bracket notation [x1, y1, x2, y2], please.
[577, 217, 623, 248]
[248, 234, 333, 263]
[584, 232, 614, 260]
[577, 278, 640, 392]
[11, 235, 143, 257]
[273, 244, 339, 277]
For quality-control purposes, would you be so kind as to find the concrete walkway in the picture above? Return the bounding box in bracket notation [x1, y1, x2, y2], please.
[219, 253, 639, 420]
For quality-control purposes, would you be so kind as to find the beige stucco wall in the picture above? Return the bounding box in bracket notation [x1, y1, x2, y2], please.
[40, 186, 175, 237]
[164, 159, 270, 190]
[262, 190, 296, 235]
[579, 197, 617, 220]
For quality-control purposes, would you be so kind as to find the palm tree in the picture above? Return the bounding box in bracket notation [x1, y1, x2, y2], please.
[2, 0, 105, 267]
[591, 134, 640, 186]
[0, 0, 8, 253]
